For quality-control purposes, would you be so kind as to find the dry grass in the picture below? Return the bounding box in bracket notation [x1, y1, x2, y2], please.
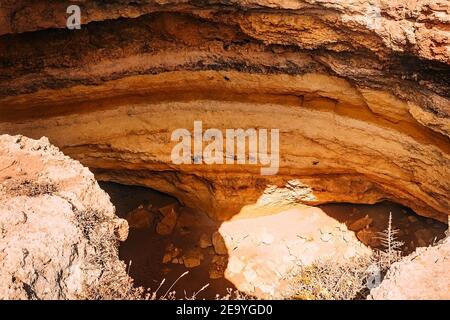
[74, 206, 251, 300]
[85, 268, 247, 300]
[285, 212, 405, 300]
[3, 180, 58, 197]
[286, 255, 373, 300]
[82, 211, 406, 300]
[215, 288, 256, 300]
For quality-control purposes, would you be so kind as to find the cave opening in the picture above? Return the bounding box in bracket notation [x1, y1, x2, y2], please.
[99, 181, 447, 299]
[99, 181, 235, 299]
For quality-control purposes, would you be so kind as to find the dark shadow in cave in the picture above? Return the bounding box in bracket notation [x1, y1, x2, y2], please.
[99, 181, 237, 299]
[99, 181, 448, 299]
[319, 201, 447, 255]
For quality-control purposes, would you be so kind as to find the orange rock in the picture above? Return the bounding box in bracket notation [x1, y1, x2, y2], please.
[349, 215, 373, 232]
[182, 248, 204, 268]
[212, 232, 228, 255]
[156, 208, 177, 235]
[126, 205, 152, 229]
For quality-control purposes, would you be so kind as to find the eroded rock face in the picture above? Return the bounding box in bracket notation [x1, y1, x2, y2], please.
[0, 1, 449, 222]
[0, 135, 130, 299]
[369, 236, 450, 300]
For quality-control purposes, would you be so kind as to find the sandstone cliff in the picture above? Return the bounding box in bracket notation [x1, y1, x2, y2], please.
[0, 134, 129, 299]
[0, 1, 449, 222]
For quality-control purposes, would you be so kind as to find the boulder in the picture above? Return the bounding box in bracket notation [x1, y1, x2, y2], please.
[162, 243, 182, 264]
[209, 255, 227, 279]
[369, 237, 450, 300]
[212, 232, 228, 255]
[199, 233, 212, 249]
[182, 248, 204, 268]
[0, 135, 130, 299]
[126, 205, 153, 229]
[349, 215, 373, 232]
[156, 207, 177, 235]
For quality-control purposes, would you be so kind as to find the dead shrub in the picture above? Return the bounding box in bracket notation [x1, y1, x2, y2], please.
[286, 212, 405, 300]
[286, 255, 373, 300]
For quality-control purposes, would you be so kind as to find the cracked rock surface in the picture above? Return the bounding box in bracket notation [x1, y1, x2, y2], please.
[369, 236, 450, 300]
[0, 135, 129, 299]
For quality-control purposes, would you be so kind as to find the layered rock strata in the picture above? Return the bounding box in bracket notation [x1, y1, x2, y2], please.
[0, 1, 449, 222]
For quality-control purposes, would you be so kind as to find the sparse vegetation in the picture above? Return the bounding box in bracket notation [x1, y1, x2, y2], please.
[286, 212, 405, 300]
[3, 180, 58, 197]
[374, 212, 404, 271]
[286, 255, 373, 300]
[85, 211, 410, 300]
[85, 268, 247, 300]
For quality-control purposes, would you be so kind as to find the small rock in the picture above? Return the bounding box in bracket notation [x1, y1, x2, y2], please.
[183, 248, 204, 268]
[212, 254, 224, 264]
[287, 179, 301, 187]
[156, 208, 177, 235]
[162, 253, 173, 264]
[357, 229, 380, 247]
[212, 231, 228, 255]
[349, 215, 373, 231]
[209, 255, 227, 279]
[126, 206, 153, 229]
[162, 243, 182, 264]
[199, 233, 212, 248]
[407, 216, 418, 223]
[159, 203, 178, 217]
[113, 218, 129, 242]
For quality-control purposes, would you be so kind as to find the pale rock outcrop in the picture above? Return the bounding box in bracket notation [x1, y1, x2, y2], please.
[0, 135, 130, 299]
[369, 236, 450, 300]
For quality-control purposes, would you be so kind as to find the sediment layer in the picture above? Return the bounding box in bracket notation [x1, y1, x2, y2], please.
[0, 1, 449, 222]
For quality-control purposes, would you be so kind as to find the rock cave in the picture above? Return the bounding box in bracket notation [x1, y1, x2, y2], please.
[0, 0, 449, 300]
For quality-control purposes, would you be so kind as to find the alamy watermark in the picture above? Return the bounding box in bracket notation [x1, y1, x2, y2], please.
[171, 121, 280, 176]
[66, 5, 81, 30]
